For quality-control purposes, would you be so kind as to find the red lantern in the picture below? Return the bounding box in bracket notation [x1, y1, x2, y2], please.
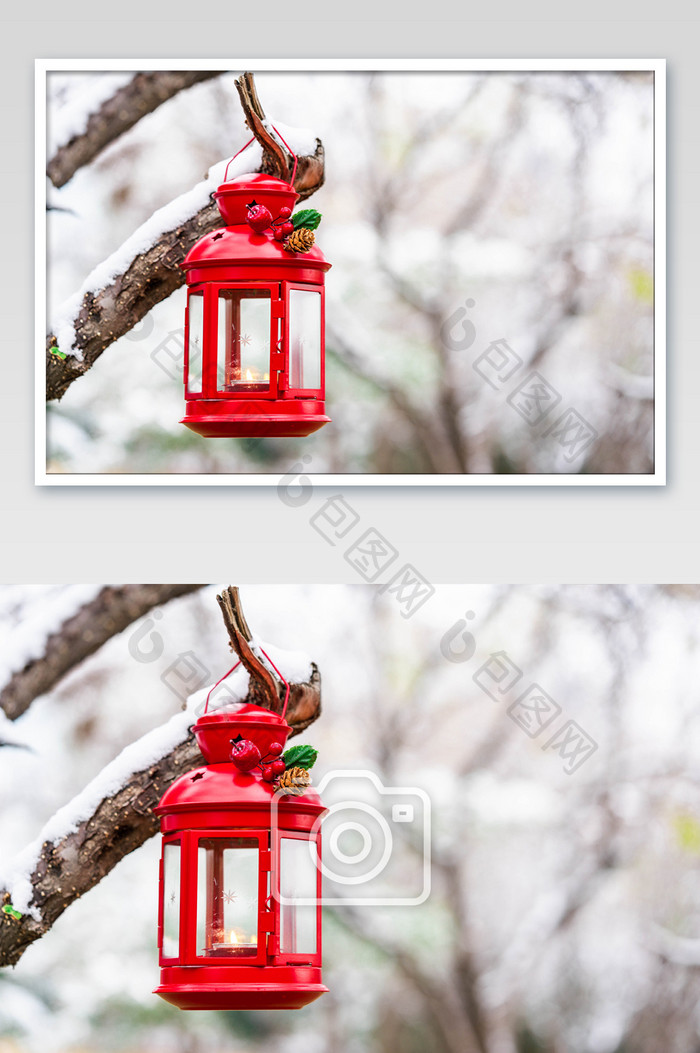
[180, 133, 331, 438]
[153, 691, 327, 1011]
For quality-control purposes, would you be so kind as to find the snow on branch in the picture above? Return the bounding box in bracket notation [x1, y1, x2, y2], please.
[46, 70, 326, 402]
[0, 657, 321, 968]
[0, 584, 207, 722]
[47, 71, 225, 189]
[650, 924, 700, 967]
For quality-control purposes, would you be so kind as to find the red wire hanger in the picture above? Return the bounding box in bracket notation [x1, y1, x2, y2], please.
[203, 648, 290, 719]
[223, 124, 298, 187]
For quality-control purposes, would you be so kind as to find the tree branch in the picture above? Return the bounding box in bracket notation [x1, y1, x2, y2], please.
[0, 735, 200, 968]
[0, 585, 207, 721]
[46, 198, 223, 401]
[234, 71, 325, 195]
[327, 325, 465, 473]
[235, 71, 291, 181]
[215, 585, 321, 730]
[46, 71, 325, 402]
[0, 620, 322, 968]
[216, 585, 281, 711]
[47, 71, 225, 189]
[332, 905, 484, 1053]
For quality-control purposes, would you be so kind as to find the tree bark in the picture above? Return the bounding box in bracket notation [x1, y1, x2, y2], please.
[215, 585, 321, 731]
[47, 71, 225, 189]
[46, 199, 222, 401]
[0, 584, 207, 721]
[216, 585, 284, 711]
[0, 735, 200, 968]
[233, 71, 325, 194]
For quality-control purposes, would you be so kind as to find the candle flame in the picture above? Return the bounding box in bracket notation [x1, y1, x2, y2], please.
[245, 369, 254, 381]
[226, 928, 257, 947]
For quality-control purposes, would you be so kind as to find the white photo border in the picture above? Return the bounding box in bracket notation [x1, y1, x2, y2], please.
[36, 58, 666, 487]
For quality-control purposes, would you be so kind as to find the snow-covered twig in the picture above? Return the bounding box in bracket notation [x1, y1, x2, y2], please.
[0, 584, 207, 721]
[47, 71, 225, 188]
[0, 714, 201, 968]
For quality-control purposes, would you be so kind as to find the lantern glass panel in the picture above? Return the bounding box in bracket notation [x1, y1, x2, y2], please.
[196, 838, 259, 957]
[217, 290, 271, 392]
[279, 837, 318, 956]
[288, 289, 321, 390]
[187, 290, 204, 394]
[162, 841, 181, 958]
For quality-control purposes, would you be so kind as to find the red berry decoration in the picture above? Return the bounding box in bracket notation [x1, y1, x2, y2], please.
[246, 200, 272, 233]
[273, 220, 294, 242]
[268, 742, 284, 756]
[271, 758, 286, 776]
[278, 206, 292, 219]
[261, 764, 276, 782]
[230, 738, 261, 771]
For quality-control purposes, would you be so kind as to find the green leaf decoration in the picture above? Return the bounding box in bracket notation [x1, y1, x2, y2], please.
[673, 812, 700, 854]
[2, 904, 23, 920]
[282, 744, 318, 771]
[291, 209, 322, 232]
[627, 266, 653, 305]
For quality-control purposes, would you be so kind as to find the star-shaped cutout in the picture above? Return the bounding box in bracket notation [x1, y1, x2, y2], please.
[240, 334, 251, 346]
[191, 771, 205, 782]
[211, 231, 225, 241]
[230, 734, 244, 745]
[223, 890, 237, 904]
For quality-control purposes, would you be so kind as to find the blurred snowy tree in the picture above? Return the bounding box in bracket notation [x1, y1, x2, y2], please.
[2, 585, 700, 1053]
[44, 69, 655, 476]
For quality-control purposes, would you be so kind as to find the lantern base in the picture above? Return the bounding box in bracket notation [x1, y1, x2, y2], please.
[181, 399, 330, 439]
[155, 964, 327, 1010]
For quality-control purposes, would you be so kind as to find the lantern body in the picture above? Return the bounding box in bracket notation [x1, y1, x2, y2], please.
[154, 704, 327, 1010]
[180, 173, 331, 438]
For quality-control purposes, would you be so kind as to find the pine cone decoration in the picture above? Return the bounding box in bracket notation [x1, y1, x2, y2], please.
[284, 228, 315, 254]
[278, 766, 312, 796]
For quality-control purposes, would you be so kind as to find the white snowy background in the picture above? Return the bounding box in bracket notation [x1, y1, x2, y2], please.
[1, 584, 699, 1053]
[45, 70, 655, 476]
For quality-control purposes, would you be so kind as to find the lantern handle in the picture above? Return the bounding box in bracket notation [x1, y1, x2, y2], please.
[223, 136, 256, 183]
[202, 649, 290, 720]
[222, 126, 298, 188]
[203, 660, 242, 713]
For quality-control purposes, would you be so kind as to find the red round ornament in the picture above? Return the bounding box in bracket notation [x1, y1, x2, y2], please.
[230, 738, 261, 771]
[245, 200, 273, 233]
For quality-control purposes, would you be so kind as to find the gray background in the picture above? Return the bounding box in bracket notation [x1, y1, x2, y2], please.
[3, 5, 694, 584]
